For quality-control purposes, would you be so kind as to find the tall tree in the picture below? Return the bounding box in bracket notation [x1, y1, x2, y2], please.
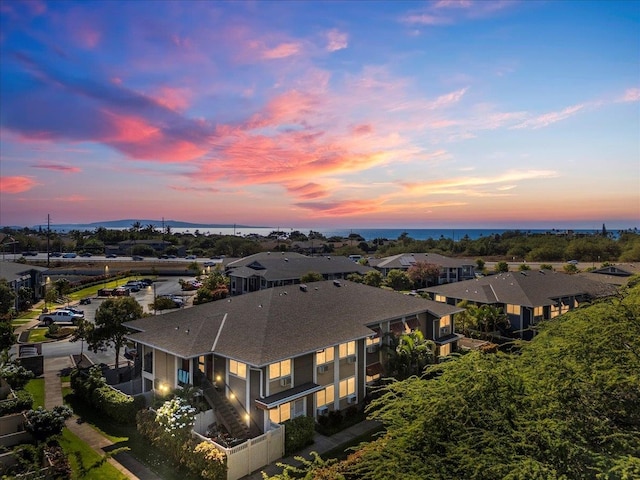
[407, 261, 440, 288]
[386, 330, 435, 380]
[88, 296, 142, 370]
[0, 279, 16, 320]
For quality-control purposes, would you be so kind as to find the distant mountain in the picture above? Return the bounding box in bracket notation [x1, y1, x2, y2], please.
[30, 219, 263, 231]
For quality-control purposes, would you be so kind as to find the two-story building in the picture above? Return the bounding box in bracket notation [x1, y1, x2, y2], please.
[424, 271, 617, 338]
[225, 252, 373, 296]
[124, 280, 461, 436]
[369, 253, 476, 285]
[0, 262, 48, 311]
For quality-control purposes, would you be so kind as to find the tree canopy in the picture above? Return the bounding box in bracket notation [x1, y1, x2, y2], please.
[88, 296, 142, 369]
[267, 275, 640, 480]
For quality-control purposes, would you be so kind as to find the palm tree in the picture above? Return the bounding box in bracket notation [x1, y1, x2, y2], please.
[386, 330, 435, 380]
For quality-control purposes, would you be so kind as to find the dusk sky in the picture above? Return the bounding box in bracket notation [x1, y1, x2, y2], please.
[1, 0, 638, 230]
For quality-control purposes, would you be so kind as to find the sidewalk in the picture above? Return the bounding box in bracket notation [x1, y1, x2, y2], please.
[242, 419, 382, 479]
[43, 356, 160, 479]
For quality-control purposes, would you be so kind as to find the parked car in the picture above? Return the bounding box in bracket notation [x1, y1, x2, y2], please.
[79, 298, 92, 305]
[186, 254, 197, 260]
[21, 251, 38, 256]
[66, 306, 85, 316]
[50, 252, 62, 257]
[132, 255, 144, 261]
[567, 260, 579, 265]
[79, 252, 92, 257]
[106, 253, 117, 258]
[62, 253, 77, 258]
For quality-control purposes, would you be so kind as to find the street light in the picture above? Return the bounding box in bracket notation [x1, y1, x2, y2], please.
[104, 265, 109, 287]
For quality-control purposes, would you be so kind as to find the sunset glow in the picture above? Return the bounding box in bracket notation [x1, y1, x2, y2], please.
[0, 0, 638, 229]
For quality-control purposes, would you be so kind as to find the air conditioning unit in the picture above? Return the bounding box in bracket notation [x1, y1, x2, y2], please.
[317, 406, 329, 416]
[347, 395, 357, 404]
[317, 364, 329, 374]
[347, 355, 356, 364]
[280, 376, 291, 387]
[366, 344, 378, 354]
[439, 325, 451, 336]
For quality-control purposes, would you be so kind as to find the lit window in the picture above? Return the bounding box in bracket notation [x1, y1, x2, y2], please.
[339, 377, 355, 398]
[366, 336, 380, 347]
[229, 359, 246, 379]
[507, 304, 521, 315]
[338, 341, 355, 358]
[269, 403, 291, 424]
[269, 359, 291, 380]
[316, 348, 335, 365]
[316, 385, 335, 407]
[435, 294, 446, 303]
[366, 373, 380, 383]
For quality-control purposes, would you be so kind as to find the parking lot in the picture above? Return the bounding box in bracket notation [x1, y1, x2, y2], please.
[46, 276, 198, 326]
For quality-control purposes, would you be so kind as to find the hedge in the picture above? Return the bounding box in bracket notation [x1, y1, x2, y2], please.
[70, 367, 143, 423]
[283, 415, 315, 456]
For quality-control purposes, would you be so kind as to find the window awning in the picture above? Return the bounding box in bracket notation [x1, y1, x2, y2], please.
[405, 317, 420, 331]
[390, 321, 404, 335]
[255, 382, 324, 410]
[434, 333, 463, 346]
[366, 362, 383, 377]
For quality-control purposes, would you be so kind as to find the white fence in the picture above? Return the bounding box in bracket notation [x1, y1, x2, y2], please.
[192, 412, 284, 480]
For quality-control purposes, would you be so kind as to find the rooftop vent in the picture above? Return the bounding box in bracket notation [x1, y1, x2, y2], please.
[333, 280, 342, 287]
[300, 284, 308, 292]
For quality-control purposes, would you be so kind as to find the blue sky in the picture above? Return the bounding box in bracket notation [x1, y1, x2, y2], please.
[1, 0, 638, 229]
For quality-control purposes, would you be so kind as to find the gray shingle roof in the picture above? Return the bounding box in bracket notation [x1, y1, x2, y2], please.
[125, 280, 459, 366]
[0, 262, 48, 280]
[424, 271, 617, 307]
[370, 253, 474, 269]
[228, 255, 373, 280]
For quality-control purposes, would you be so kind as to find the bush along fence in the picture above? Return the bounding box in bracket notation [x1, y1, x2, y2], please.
[70, 366, 144, 423]
[283, 416, 315, 456]
[136, 404, 227, 480]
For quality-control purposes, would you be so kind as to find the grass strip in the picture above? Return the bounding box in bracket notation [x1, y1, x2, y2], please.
[59, 428, 129, 480]
[25, 378, 45, 408]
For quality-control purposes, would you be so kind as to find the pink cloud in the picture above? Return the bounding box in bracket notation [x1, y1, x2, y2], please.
[351, 124, 373, 136]
[512, 104, 585, 129]
[0, 176, 38, 193]
[622, 88, 640, 102]
[54, 195, 87, 202]
[262, 42, 303, 59]
[286, 182, 329, 200]
[74, 25, 101, 49]
[326, 29, 348, 52]
[101, 110, 207, 162]
[150, 86, 191, 112]
[31, 163, 81, 173]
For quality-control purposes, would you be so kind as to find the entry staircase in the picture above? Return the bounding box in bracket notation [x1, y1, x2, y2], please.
[200, 378, 250, 439]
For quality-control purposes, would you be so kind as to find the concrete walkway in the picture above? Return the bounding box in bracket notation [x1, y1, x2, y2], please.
[242, 419, 382, 479]
[43, 355, 160, 479]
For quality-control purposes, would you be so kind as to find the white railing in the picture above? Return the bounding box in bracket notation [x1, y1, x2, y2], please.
[191, 415, 284, 480]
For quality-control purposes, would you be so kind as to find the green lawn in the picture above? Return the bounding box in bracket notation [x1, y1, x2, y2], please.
[59, 429, 130, 480]
[25, 378, 45, 408]
[25, 327, 50, 343]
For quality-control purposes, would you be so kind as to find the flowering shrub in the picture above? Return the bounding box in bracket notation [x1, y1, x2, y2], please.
[25, 405, 72, 441]
[1, 362, 34, 390]
[156, 397, 196, 437]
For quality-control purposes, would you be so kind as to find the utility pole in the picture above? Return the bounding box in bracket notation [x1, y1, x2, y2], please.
[47, 214, 51, 267]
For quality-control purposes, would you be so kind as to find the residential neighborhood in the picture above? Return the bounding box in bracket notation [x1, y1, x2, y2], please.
[1, 228, 639, 479]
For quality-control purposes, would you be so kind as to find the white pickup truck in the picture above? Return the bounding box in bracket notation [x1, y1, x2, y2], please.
[39, 309, 84, 326]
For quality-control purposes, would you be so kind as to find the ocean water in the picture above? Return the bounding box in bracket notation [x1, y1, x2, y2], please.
[167, 227, 603, 242]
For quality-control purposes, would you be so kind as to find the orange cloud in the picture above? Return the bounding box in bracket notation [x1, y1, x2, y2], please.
[286, 182, 329, 200]
[0, 176, 38, 193]
[31, 163, 81, 173]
